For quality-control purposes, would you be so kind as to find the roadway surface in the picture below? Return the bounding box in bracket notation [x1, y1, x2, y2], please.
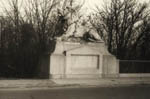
[0, 85, 150, 99]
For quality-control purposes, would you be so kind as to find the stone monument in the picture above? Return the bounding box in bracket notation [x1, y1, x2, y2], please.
[37, 8, 119, 78]
[49, 40, 119, 79]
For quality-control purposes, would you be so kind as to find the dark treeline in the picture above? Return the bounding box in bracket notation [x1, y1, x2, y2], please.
[89, 0, 150, 60]
[88, 0, 150, 73]
[0, 0, 81, 78]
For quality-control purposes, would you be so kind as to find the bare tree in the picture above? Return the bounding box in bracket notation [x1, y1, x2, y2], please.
[131, 17, 150, 60]
[0, 0, 83, 78]
[90, 0, 149, 59]
[23, 0, 84, 51]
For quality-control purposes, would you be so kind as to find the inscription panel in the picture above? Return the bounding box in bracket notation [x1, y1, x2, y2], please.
[71, 54, 99, 69]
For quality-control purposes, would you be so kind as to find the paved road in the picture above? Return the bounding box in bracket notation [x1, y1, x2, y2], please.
[0, 85, 150, 99]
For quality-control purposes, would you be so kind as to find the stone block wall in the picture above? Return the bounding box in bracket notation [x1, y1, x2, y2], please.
[49, 41, 119, 79]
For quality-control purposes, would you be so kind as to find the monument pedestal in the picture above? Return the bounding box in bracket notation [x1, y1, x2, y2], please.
[49, 41, 119, 79]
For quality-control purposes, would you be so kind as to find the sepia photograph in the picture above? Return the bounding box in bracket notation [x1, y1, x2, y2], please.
[0, 0, 150, 98]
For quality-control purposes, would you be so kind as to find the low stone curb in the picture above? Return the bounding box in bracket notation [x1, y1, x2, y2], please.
[0, 79, 150, 90]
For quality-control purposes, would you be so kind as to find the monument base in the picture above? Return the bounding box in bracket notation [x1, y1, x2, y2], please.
[49, 41, 119, 79]
[50, 74, 103, 79]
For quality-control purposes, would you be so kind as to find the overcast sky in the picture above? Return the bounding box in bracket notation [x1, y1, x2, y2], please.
[76, 0, 149, 15]
[0, 0, 149, 15]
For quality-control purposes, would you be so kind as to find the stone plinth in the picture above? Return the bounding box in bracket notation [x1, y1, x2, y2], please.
[49, 41, 119, 79]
